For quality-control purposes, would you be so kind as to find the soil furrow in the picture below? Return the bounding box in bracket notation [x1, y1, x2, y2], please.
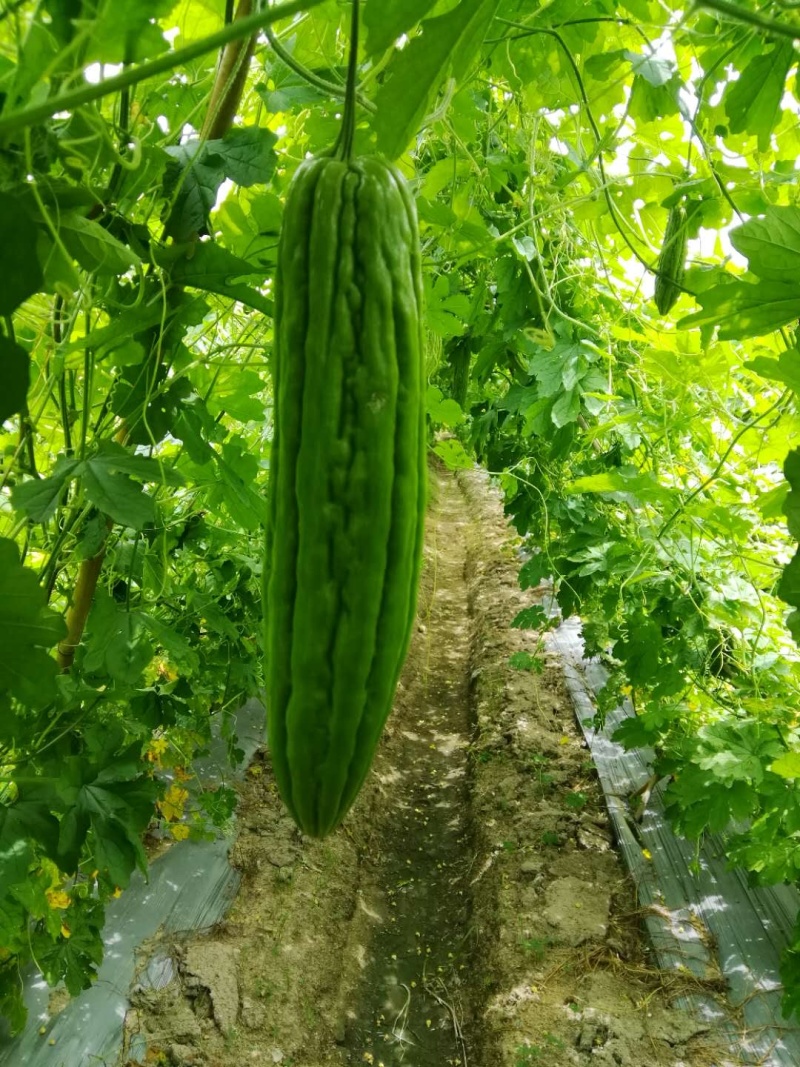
[339, 465, 475, 1066]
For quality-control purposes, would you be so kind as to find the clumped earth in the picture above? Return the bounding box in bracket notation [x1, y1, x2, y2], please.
[123, 463, 722, 1067]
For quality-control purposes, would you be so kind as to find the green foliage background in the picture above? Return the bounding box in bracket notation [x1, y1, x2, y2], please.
[3, 0, 800, 1031]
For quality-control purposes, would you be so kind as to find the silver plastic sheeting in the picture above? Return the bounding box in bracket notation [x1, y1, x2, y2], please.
[550, 617, 800, 1067]
[0, 699, 265, 1067]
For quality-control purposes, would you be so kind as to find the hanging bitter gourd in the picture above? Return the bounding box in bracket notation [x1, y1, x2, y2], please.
[264, 153, 426, 838]
[654, 203, 688, 315]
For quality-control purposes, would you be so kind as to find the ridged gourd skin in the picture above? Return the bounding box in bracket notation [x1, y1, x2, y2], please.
[264, 155, 426, 838]
[654, 204, 688, 316]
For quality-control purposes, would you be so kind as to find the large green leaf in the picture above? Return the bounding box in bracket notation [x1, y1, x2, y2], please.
[0, 196, 43, 315]
[0, 540, 65, 706]
[745, 351, 800, 395]
[164, 126, 278, 241]
[81, 461, 156, 530]
[731, 207, 800, 282]
[373, 0, 499, 159]
[0, 337, 30, 426]
[155, 241, 273, 314]
[363, 0, 441, 55]
[58, 213, 141, 275]
[86, 0, 177, 64]
[724, 42, 794, 152]
[678, 279, 800, 340]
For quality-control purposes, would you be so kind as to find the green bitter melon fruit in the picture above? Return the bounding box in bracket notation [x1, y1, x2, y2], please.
[264, 155, 426, 838]
[654, 204, 688, 316]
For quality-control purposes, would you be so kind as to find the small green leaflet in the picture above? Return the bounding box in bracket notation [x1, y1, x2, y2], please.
[509, 650, 544, 672]
[0, 539, 65, 706]
[511, 605, 548, 630]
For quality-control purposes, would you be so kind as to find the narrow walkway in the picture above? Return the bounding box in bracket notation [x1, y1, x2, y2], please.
[341, 470, 475, 1065]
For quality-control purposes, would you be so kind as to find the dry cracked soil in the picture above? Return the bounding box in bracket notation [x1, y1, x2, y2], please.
[122, 462, 724, 1067]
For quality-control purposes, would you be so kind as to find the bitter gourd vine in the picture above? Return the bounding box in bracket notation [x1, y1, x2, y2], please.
[263, 2, 426, 837]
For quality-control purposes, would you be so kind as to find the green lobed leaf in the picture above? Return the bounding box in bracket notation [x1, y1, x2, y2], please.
[32, 899, 104, 996]
[85, 0, 177, 64]
[433, 439, 474, 470]
[628, 72, 681, 123]
[511, 605, 548, 630]
[771, 752, 800, 779]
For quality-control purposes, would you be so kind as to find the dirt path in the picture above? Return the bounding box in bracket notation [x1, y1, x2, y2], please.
[337, 469, 474, 1064]
[123, 464, 722, 1067]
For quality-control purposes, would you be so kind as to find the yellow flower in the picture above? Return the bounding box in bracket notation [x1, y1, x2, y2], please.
[146, 737, 169, 764]
[170, 823, 191, 841]
[158, 784, 189, 822]
[46, 889, 70, 910]
[60, 924, 71, 939]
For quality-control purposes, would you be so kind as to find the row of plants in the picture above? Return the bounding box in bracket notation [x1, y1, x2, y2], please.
[419, 0, 800, 1014]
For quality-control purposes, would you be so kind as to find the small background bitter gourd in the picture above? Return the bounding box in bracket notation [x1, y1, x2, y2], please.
[654, 203, 688, 315]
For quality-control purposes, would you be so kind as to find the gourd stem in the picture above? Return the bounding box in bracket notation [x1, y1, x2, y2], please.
[337, 0, 360, 160]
